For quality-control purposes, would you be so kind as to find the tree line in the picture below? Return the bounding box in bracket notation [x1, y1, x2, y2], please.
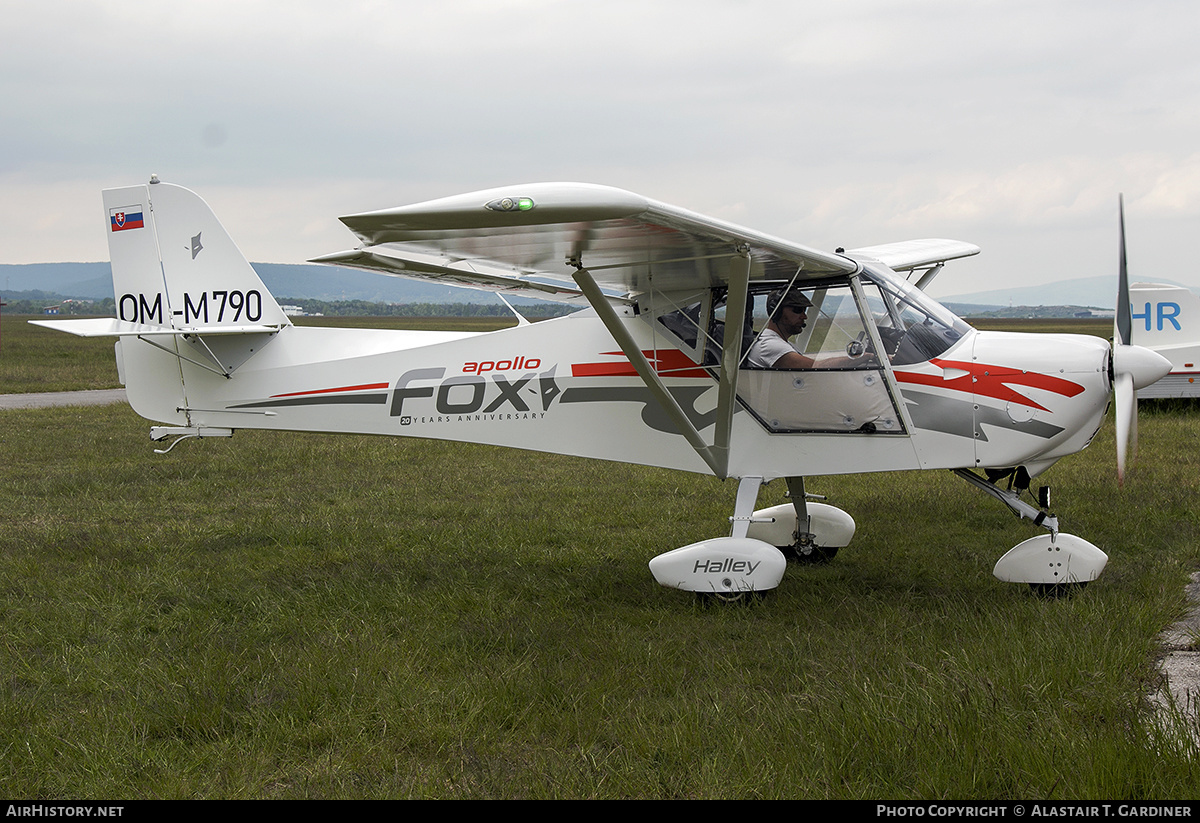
[0, 292, 576, 319]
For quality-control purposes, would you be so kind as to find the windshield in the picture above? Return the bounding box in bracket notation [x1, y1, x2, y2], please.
[859, 266, 972, 365]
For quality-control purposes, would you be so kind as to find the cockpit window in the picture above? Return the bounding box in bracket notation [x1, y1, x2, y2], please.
[656, 301, 703, 350]
[654, 274, 951, 434]
[655, 270, 970, 371]
[859, 268, 971, 365]
[743, 283, 879, 369]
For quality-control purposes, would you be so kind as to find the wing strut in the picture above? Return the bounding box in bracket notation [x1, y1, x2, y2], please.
[571, 252, 752, 480]
[713, 249, 751, 466]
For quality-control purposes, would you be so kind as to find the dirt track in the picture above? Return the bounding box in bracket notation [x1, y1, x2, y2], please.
[1152, 572, 1200, 734]
[0, 389, 127, 410]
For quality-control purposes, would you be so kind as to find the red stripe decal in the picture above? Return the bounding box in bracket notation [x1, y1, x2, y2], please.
[572, 350, 709, 379]
[271, 382, 390, 399]
[894, 359, 1084, 412]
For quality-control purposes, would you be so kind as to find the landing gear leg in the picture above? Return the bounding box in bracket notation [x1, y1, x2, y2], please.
[729, 476, 766, 539]
[740, 477, 852, 564]
[709, 476, 771, 602]
[954, 468, 1059, 533]
[782, 476, 839, 564]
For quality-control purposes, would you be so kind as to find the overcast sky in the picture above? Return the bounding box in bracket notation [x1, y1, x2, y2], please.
[3, 0, 1198, 299]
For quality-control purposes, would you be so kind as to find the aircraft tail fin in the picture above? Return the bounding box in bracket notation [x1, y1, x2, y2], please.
[83, 179, 291, 424]
[1128, 281, 1200, 398]
[103, 177, 290, 329]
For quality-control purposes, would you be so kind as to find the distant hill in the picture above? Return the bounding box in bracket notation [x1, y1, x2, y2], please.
[934, 276, 1200, 310]
[0, 262, 532, 305]
[944, 303, 1113, 320]
[0, 263, 115, 300]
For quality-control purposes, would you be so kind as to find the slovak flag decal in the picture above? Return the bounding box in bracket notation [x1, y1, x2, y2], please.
[110, 205, 145, 232]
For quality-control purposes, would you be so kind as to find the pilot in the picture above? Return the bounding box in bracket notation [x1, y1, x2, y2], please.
[747, 289, 819, 369]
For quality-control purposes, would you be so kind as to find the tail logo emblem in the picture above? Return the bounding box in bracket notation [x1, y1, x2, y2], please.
[108, 205, 144, 232]
[191, 233, 203, 259]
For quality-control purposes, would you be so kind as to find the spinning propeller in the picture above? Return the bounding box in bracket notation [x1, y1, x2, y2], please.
[1111, 195, 1172, 485]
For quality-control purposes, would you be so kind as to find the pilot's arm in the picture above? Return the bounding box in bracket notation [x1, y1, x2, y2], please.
[771, 350, 817, 369]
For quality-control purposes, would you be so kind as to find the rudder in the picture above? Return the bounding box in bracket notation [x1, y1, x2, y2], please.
[104, 178, 290, 329]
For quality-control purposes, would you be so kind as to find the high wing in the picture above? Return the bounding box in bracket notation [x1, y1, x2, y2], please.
[310, 182, 860, 303]
[310, 183, 984, 479]
[844, 238, 981, 291]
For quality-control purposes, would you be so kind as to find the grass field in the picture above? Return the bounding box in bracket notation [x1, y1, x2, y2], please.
[2, 314, 1199, 798]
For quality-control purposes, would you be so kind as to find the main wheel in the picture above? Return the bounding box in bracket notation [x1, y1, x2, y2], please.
[696, 590, 766, 606]
[779, 542, 839, 565]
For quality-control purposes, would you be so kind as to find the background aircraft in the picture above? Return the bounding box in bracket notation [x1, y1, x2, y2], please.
[32, 179, 1170, 598]
[1127, 282, 1200, 398]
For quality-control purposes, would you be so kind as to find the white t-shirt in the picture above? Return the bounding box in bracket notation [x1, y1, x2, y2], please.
[746, 328, 799, 368]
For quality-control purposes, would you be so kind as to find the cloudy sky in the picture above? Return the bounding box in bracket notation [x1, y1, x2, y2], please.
[3, 0, 1198, 299]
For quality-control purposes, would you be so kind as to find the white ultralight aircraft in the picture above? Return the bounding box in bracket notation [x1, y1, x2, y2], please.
[33, 178, 1171, 598]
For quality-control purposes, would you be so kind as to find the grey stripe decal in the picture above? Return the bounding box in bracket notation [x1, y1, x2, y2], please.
[229, 394, 389, 409]
[903, 389, 1064, 441]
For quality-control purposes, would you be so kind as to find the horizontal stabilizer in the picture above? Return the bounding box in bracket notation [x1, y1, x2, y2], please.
[29, 317, 285, 338]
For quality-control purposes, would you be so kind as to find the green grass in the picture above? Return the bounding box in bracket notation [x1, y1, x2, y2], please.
[1, 315, 122, 392]
[2, 315, 1199, 798]
[971, 317, 1113, 338]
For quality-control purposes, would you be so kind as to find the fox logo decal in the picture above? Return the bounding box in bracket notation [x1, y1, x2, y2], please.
[390, 366, 562, 419]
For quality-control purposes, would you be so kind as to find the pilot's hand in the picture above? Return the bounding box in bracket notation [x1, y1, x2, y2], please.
[846, 332, 868, 358]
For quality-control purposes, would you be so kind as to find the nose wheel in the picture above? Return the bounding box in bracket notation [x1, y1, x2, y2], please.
[1029, 582, 1088, 598]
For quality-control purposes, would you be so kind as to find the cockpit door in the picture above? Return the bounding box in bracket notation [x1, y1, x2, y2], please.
[734, 275, 911, 435]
